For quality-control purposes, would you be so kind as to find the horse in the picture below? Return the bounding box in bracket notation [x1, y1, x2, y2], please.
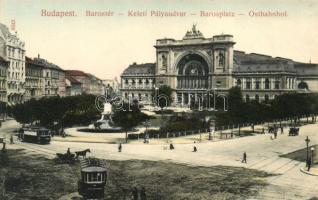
[75, 149, 91, 159]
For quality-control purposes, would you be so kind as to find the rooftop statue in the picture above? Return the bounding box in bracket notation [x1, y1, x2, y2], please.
[183, 24, 204, 39]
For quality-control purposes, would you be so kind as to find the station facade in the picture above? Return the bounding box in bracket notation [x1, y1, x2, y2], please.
[121, 25, 318, 105]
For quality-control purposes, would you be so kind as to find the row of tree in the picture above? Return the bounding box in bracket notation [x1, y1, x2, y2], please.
[8, 95, 100, 129]
[216, 87, 318, 128]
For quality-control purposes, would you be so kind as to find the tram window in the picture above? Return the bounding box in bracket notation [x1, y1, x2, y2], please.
[97, 173, 102, 182]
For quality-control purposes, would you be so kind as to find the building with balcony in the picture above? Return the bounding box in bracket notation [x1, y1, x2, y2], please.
[65, 70, 90, 94]
[65, 70, 104, 96]
[33, 56, 65, 97]
[65, 76, 82, 96]
[120, 25, 318, 105]
[121, 63, 156, 102]
[0, 23, 26, 104]
[0, 56, 9, 103]
[86, 73, 104, 96]
[25, 57, 43, 101]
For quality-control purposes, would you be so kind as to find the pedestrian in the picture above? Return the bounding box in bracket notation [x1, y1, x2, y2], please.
[140, 187, 147, 200]
[2, 142, 6, 152]
[169, 143, 174, 150]
[242, 152, 247, 163]
[132, 186, 138, 200]
[307, 157, 312, 171]
[193, 141, 197, 152]
[0, 120, 2, 128]
[118, 143, 122, 152]
[262, 128, 265, 134]
[274, 131, 277, 139]
[10, 135, 13, 144]
[193, 146, 197, 152]
[66, 148, 71, 155]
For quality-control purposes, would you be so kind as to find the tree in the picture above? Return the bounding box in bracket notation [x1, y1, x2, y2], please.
[112, 102, 148, 143]
[9, 94, 100, 128]
[153, 85, 173, 108]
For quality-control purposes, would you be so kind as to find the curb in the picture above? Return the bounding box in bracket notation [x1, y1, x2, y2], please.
[300, 167, 318, 176]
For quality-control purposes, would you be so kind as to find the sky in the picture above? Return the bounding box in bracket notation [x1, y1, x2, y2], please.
[0, 0, 317, 80]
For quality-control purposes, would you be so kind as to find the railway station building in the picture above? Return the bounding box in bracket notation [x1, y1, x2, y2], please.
[120, 25, 318, 106]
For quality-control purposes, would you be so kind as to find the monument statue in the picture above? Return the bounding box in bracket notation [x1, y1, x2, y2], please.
[89, 102, 121, 132]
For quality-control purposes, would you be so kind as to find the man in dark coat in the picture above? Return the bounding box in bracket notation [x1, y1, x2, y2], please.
[307, 157, 312, 171]
[242, 152, 247, 163]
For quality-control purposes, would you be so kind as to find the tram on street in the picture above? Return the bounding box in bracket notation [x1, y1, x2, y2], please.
[20, 127, 51, 144]
[78, 158, 107, 199]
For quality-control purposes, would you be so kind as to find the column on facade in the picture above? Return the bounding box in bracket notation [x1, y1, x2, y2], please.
[174, 93, 178, 104]
[142, 79, 145, 89]
[197, 79, 199, 88]
[251, 78, 254, 89]
[128, 79, 132, 89]
[181, 93, 184, 106]
[134, 78, 138, 89]
[242, 78, 246, 90]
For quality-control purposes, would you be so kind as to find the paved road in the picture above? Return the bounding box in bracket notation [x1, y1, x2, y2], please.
[1, 120, 318, 199]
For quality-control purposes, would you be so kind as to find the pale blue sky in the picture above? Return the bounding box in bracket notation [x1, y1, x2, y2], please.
[0, 0, 317, 79]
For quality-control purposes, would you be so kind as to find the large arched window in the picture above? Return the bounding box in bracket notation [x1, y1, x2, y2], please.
[177, 53, 209, 89]
[298, 81, 308, 90]
[255, 94, 259, 102]
[236, 79, 241, 88]
[245, 79, 251, 89]
[274, 80, 280, 89]
[265, 78, 270, 89]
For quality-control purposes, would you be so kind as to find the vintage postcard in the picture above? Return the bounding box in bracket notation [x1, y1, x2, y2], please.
[0, 0, 317, 199]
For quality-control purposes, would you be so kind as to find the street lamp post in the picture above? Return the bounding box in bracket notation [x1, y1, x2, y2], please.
[311, 147, 315, 165]
[305, 136, 310, 166]
[213, 88, 216, 110]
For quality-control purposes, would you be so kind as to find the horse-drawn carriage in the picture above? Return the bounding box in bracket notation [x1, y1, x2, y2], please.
[78, 158, 107, 199]
[55, 152, 76, 164]
[55, 149, 91, 164]
[289, 127, 299, 136]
